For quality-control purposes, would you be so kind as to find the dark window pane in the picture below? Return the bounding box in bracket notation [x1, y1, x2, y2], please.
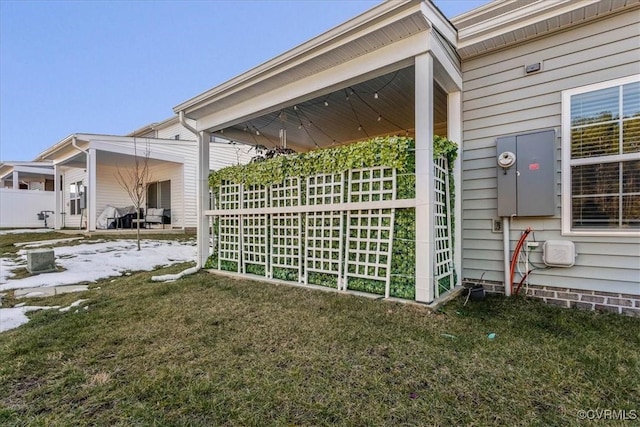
[147, 182, 158, 208]
[623, 82, 640, 119]
[571, 163, 619, 196]
[622, 160, 640, 194]
[622, 195, 640, 228]
[571, 123, 619, 159]
[572, 195, 619, 228]
[571, 86, 619, 126]
[623, 118, 640, 154]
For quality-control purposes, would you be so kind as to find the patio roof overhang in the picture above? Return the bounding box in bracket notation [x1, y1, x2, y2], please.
[36, 133, 188, 168]
[174, 0, 461, 152]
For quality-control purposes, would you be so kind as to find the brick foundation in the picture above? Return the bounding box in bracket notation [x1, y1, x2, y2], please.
[463, 279, 640, 317]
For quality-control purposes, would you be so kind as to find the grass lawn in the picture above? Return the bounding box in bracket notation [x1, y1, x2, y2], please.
[1, 264, 639, 426]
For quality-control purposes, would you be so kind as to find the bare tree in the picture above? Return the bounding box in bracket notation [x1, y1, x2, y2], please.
[115, 139, 151, 250]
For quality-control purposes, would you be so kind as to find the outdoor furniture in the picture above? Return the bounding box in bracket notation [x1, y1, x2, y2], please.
[145, 208, 165, 229]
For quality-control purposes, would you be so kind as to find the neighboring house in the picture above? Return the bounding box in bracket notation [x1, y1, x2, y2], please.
[0, 161, 56, 228]
[171, 0, 639, 314]
[20, 116, 254, 231]
[0, 161, 54, 190]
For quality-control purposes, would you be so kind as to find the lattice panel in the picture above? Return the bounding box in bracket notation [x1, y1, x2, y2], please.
[241, 215, 268, 274]
[349, 167, 396, 203]
[304, 213, 344, 287]
[307, 173, 344, 205]
[219, 182, 241, 210]
[344, 209, 395, 296]
[271, 177, 301, 208]
[304, 173, 345, 287]
[434, 156, 454, 297]
[218, 215, 240, 271]
[270, 178, 302, 281]
[243, 184, 268, 209]
[270, 213, 302, 280]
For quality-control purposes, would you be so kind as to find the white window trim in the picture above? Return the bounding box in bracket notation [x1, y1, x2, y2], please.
[561, 74, 640, 236]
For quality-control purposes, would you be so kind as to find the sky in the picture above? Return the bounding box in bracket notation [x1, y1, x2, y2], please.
[0, 0, 490, 162]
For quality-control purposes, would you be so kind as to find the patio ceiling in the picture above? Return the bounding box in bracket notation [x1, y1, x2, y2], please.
[213, 65, 449, 153]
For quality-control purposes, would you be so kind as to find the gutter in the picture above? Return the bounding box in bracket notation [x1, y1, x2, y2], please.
[151, 111, 203, 281]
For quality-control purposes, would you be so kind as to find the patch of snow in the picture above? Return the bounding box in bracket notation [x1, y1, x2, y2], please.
[0, 305, 59, 333]
[0, 239, 196, 292]
[0, 258, 22, 283]
[59, 299, 88, 312]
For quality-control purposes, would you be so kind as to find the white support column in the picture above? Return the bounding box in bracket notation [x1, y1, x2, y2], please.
[197, 131, 211, 268]
[415, 52, 435, 303]
[448, 90, 462, 288]
[54, 164, 62, 229]
[87, 149, 97, 231]
[12, 170, 19, 189]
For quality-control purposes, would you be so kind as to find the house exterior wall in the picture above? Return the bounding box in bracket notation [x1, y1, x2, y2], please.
[460, 11, 639, 307]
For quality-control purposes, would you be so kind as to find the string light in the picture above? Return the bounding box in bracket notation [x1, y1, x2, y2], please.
[324, 100, 329, 107]
[374, 92, 379, 99]
[293, 105, 298, 110]
[358, 125, 362, 131]
[377, 115, 382, 122]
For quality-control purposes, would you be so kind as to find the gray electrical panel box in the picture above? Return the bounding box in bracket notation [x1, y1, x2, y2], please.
[496, 130, 556, 217]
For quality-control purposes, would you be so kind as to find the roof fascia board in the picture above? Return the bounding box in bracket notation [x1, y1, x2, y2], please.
[430, 38, 462, 91]
[419, 1, 457, 45]
[195, 31, 430, 132]
[12, 165, 55, 175]
[127, 115, 182, 137]
[88, 140, 185, 164]
[175, 0, 422, 113]
[37, 133, 195, 163]
[456, 0, 600, 47]
[35, 135, 75, 162]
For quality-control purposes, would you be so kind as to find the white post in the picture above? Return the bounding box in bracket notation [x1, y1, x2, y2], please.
[12, 170, 19, 189]
[87, 148, 97, 231]
[414, 52, 435, 303]
[54, 164, 62, 229]
[448, 90, 462, 288]
[197, 131, 211, 267]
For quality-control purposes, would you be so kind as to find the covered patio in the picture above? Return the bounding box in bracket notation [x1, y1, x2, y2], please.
[35, 134, 185, 232]
[174, 0, 462, 303]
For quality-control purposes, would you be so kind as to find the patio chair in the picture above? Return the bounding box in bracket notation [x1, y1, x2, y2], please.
[144, 208, 165, 229]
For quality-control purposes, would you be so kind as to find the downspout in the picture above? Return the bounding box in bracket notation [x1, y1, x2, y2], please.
[152, 111, 202, 281]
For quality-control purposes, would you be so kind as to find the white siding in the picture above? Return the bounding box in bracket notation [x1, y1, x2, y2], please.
[156, 121, 196, 141]
[210, 143, 254, 171]
[461, 11, 640, 294]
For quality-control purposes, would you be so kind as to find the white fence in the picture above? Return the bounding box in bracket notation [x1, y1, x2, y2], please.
[0, 188, 55, 228]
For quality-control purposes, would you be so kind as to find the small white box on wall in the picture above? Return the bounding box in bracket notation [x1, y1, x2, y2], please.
[543, 240, 576, 267]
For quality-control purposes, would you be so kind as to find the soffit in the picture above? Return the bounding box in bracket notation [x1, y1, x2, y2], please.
[454, 0, 638, 59]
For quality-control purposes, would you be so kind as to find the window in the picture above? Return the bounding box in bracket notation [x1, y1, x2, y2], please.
[562, 76, 640, 234]
[147, 180, 171, 210]
[69, 181, 83, 215]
